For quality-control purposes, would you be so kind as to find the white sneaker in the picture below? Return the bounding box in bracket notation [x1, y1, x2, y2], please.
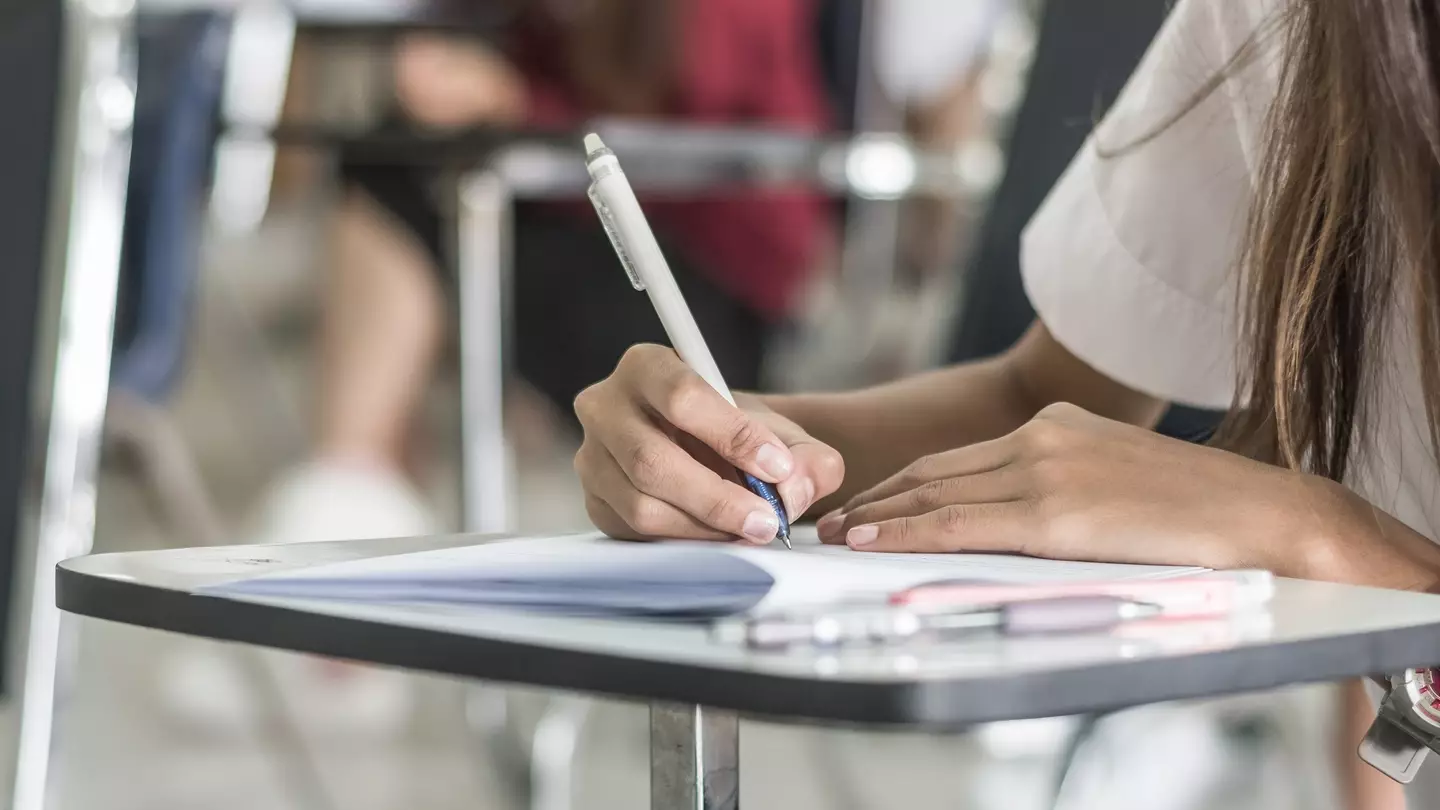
[245, 459, 439, 544]
[157, 460, 439, 739]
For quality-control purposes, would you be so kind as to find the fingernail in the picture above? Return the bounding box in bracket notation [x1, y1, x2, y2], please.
[742, 510, 780, 544]
[754, 443, 794, 480]
[816, 510, 845, 540]
[847, 525, 879, 548]
[782, 477, 816, 520]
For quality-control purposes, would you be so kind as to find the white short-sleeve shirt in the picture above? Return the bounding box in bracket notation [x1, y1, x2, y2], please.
[1021, 0, 1440, 556]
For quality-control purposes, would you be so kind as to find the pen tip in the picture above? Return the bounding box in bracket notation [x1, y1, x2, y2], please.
[584, 133, 606, 156]
[778, 526, 792, 550]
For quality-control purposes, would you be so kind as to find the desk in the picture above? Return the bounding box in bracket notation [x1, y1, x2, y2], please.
[57, 534, 1440, 809]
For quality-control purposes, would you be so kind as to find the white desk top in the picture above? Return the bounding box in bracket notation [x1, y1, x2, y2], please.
[58, 533, 1440, 728]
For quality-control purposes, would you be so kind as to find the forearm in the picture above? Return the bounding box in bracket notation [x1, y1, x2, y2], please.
[760, 323, 1168, 510]
[761, 357, 1036, 508]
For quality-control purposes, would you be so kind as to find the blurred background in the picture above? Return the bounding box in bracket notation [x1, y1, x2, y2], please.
[0, 0, 1354, 808]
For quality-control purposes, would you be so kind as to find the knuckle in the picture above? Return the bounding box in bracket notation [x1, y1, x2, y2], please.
[936, 504, 969, 534]
[1020, 419, 1069, 456]
[723, 417, 767, 459]
[620, 343, 661, 368]
[663, 375, 708, 418]
[1038, 401, 1084, 420]
[624, 496, 669, 536]
[625, 442, 670, 489]
[573, 384, 600, 422]
[910, 478, 950, 511]
[894, 515, 923, 549]
[701, 494, 737, 530]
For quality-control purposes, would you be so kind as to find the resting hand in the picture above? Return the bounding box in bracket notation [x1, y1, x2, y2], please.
[819, 403, 1424, 584]
[575, 345, 845, 544]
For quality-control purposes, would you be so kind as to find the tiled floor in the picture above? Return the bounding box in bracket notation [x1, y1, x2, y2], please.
[30, 208, 1345, 810]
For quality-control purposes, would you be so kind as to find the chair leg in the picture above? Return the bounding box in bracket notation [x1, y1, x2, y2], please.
[530, 696, 593, 810]
[103, 393, 225, 546]
[463, 687, 533, 808]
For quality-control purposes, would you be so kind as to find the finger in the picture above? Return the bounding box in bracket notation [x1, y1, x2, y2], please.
[581, 439, 776, 544]
[843, 502, 1036, 554]
[584, 495, 641, 539]
[834, 469, 1029, 540]
[583, 457, 732, 542]
[621, 345, 795, 482]
[842, 436, 1014, 514]
[777, 440, 845, 521]
[583, 495, 727, 543]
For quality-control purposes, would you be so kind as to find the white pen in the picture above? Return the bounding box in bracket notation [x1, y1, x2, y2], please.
[583, 133, 793, 548]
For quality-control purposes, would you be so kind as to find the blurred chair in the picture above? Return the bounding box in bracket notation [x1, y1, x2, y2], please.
[5, 1, 134, 807]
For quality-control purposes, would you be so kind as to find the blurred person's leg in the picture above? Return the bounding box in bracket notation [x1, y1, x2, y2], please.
[243, 164, 444, 554]
[320, 189, 445, 469]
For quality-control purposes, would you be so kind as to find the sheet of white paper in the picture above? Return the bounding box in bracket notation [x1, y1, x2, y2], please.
[206, 530, 1206, 617]
[732, 533, 1204, 611]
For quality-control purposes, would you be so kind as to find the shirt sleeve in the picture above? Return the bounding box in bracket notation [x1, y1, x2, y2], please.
[1019, 0, 1276, 410]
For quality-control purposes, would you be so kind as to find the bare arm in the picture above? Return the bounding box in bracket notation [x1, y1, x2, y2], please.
[761, 322, 1168, 510]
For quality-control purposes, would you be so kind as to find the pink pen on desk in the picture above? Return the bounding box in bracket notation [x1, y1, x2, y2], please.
[889, 569, 1275, 618]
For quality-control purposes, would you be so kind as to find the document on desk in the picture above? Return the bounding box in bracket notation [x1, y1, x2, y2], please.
[204, 532, 1206, 618]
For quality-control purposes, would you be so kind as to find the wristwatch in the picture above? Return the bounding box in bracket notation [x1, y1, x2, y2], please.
[1361, 667, 1440, 783]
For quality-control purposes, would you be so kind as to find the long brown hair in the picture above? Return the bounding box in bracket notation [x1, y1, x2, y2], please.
[1214, 0, 1440, 482]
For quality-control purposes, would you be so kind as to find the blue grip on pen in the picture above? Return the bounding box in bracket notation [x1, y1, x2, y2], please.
[742, 473, 790, 536]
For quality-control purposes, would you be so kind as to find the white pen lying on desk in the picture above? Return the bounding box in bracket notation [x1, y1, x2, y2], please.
[584, 132, 793, 547]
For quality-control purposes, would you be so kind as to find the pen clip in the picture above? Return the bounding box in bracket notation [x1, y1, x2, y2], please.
[588, 184, 645, 291]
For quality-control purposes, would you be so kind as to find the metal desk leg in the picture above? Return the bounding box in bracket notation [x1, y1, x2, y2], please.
[651, 704, 740, 810]
[455, 170, 514, 535]
[10, 2, 134, 808]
